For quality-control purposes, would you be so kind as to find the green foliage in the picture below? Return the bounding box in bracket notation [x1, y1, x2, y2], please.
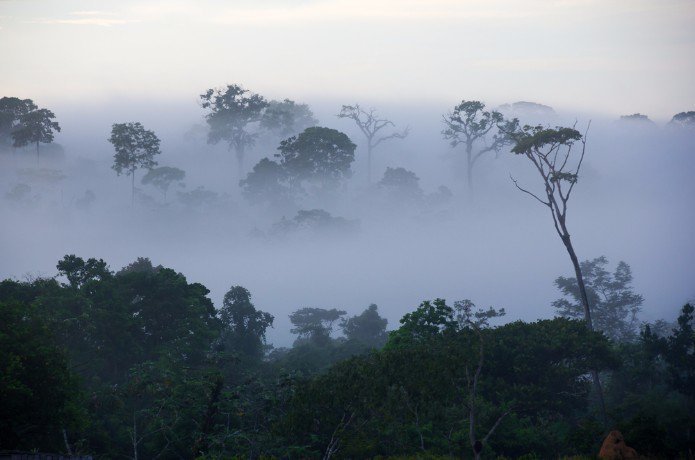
[276, 126, 356, 190]
[141, 166, 185, 198]
[378, 166, 424, 202]
[10, 106, 61, 161]
[553, 256, 643, 342]
[3, 256, 692, 458]
[289, 307, 347, 346]
[341, 304, 388, 348]
[282, 313, 615, 458]
[261, 98, 317, 137]
[108, 122, 161, 176]
[270, 209, 359, 238]
[0, 96, 37, 145]
[511, 126, 582, 155]
[240, 157, 292, 207]
[200, 84, 268, 172]
[668, 110, 695, 128]
[219, 286, 274, 363]
[387, 298, 457, 347]
[441, 100, 512, 190]
[0, 299, 85, 452]
[442, 100, 503, 148]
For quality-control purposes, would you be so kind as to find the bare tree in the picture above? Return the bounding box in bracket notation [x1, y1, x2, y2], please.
[337, 104, 408, 184]
[509, 122, 607, 424]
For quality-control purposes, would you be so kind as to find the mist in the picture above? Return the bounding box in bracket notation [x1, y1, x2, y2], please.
[1, 95, 693, 347]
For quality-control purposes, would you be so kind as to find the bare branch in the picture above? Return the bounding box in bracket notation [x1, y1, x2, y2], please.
[482, 410, 511, 444]
[510, 175, 550, 207]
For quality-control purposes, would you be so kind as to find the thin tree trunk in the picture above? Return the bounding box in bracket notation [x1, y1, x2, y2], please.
[131, 170, 136, 208]
[466, 141, 474, 196]
[132, 413, 139, 460]
[62, 428, 72, 455]
[237, 146, 245, 185]
[367, 143, 373, 185]
[561, 233, 608, 425]
[36, 141, 40, 167]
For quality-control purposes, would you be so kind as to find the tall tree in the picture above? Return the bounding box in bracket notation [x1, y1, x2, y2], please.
[240, 158, 292, 208]
[261, 99, 317, 138]
[337, 104, 408, 184]
[553, 256, 643, 342]
[108, 122, 161, 207]
[442, 100, 514, 193]
[276, 126, 356, 193]
[141, 166, 185, 200]
[200, 84, 268, 179]
[510, 123, 608, 423]
[289, 307, 347, 346]
[0, 97, 37, 147]
[340, 304, 388, 348]
[219, 286, 274, 363]
[12, 107, 61, 165]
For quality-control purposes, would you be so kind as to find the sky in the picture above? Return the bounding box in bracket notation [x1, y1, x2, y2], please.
[1, 0, 694, 120]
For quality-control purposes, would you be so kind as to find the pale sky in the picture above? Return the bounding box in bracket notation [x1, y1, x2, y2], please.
[1, 0, 694, 119]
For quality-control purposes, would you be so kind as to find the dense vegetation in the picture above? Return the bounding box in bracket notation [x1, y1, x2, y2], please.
[0, 255, 693, 458]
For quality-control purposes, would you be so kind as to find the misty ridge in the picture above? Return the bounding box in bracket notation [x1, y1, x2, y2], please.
[1, 90, 693, 344]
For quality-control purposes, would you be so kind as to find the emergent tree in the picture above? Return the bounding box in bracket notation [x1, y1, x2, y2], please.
[109, 122, 161, 207]
[337, 104, 408, 184]
[12, 107, 61, 165]
[200, 84, 268, 179]
[0, 97, 37, 147]
[141, 166, 185, 200]
[510, 123, 608, 423]
[442, 100, 516, 193]
[276, 126, 356, 193]
[261, 99, 318, 138]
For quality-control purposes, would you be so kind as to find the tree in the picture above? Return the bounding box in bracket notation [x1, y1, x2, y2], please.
[289, 307, 347, 346]
[11, 107, 61, 165]
[646, 303, 695, 398]
[340, 304, 388, 348]
[219, 286, 274, 362]
[0, 97, 37, 147]
[141, 166, 185, 200]
[240, 158, 292, 207]
[108, 122, 161, 207]
[668, 111, 695, 129]
[261, 99, 317, 138]
[378, 167, 424, 202]
[0, 300, 85, 452]
[618, 113, 654, 125]
[200, 84, 268, 179]
[510, 123, 608, 423]
[276, 126, 356, 192]
[337, 104, 408, 184]
[442, 100, 515, 192]
[553, 256, 643, 342]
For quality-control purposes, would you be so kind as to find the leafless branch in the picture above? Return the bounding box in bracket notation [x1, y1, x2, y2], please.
[510, 175, 550, 207]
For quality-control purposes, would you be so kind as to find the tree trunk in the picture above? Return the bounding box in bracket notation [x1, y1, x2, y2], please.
[367, 143, 373, 186]
[466, 141, 474, 196]
[562, 234, 593, 329]
[131, 170, 136, 208]
[36, 141, 40, 167]
[236, 146, 245, 185]
[561, 233, 608, 425]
